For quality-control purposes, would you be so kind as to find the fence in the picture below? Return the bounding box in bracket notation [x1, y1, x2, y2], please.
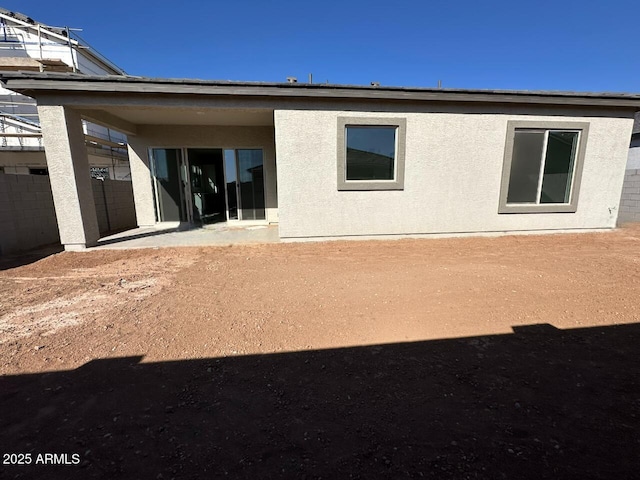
[0, 173, 136, 255]
[618, 169, 640, 224]
[92, 178, 137, 234]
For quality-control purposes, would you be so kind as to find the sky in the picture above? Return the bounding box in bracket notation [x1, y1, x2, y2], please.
[5, 0, 640, 92]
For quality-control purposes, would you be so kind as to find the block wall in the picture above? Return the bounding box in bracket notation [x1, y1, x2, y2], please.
[91, 178, 137, 234]
[0, 173, 59, 255]
[0, 173, 136, 255]
[618, 169, 640, 224]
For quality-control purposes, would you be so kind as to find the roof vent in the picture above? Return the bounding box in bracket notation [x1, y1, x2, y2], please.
[286, 77, 297, 83]
[371, 81, 380, 87]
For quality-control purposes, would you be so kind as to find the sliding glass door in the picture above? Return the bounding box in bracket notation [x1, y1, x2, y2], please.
[150, 148, 186, 222]
[188, 149, 227, 225]
[236, 149, 265, 221]
[150, 147, 266, 224]
[224, 150, 239, 220]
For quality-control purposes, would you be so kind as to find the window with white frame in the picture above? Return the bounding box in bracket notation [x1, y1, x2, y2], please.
[499, 121, 589, 213]
[337, 117, 406, 190]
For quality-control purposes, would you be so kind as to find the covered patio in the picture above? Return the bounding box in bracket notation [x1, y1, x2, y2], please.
[2, 73, 280, 251]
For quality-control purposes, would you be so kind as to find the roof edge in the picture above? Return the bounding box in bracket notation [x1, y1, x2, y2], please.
[2, 72, 640, 109]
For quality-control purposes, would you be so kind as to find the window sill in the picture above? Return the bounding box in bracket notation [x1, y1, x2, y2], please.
[338, 180, 404, 191]
[498, 203, 577, 214]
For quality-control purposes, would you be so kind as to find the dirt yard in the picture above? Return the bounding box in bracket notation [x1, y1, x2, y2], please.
[1, 226, 639, 479]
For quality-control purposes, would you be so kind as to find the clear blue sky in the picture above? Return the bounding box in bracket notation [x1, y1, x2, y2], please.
[5, 0, 640, 92]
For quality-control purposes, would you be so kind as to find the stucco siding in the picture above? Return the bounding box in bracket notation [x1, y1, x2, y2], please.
[275, 109, 633, 239]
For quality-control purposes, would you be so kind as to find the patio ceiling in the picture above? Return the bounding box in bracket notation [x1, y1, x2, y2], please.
[78, 106, 275, 127]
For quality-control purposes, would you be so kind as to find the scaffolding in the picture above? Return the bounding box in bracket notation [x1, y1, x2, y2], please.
[0, 9, 125, 74]
[0, 9, 130, 179]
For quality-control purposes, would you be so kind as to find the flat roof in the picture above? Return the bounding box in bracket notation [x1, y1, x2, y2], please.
[2, 71, 640, 109]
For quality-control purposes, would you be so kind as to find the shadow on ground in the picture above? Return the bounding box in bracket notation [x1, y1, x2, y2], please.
[96, 227, 182, 247]
[0, 244, 63, 271]
[1, 323, 639, 479]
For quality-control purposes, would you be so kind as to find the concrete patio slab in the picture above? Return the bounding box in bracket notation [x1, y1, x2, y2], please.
[92, 223, 279, 249]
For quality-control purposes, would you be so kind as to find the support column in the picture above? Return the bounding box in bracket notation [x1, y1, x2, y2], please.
[38, 105, 99, 251]
[127, 137, 157, 227]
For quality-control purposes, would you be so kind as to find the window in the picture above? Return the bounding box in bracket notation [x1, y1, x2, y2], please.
[499, 121, 589, 213]
[29, 168, 48, 176]
[337, 117, 406, 190]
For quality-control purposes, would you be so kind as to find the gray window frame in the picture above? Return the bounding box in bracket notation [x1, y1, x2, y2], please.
[337, 117, 406, 191]
[498, 120, 589, 214]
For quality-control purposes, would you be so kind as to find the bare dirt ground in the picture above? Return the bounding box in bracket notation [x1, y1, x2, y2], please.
[1, 226, 639, 479]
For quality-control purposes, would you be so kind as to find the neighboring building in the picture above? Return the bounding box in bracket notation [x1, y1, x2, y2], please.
[1, 73, 638, 251]
[0, 8, 130, 179]
[619, 113, 640, 223]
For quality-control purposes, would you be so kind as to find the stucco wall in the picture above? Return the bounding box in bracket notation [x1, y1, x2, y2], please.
[128, 125, 277, 225]
[275, 109, 634, 239]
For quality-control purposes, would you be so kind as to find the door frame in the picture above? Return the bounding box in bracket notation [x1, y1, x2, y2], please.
[149, 145, 268, 225]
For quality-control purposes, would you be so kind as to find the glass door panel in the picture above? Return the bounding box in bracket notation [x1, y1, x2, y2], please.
[237, 149, 265, 220]
[150, 148, 185, 222]
[224, 149, 238, 220]
[187, 149, 227, 225]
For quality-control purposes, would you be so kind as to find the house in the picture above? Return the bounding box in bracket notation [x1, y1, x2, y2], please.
[1, 72, 638, 251]
[0, 8, 130, 180]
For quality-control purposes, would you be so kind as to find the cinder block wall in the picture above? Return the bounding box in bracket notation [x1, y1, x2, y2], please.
[91, 178, 137, 233]
[618, 169, 640, 224]
[0, 173, 59, 255]
[0, 174, 137, 255]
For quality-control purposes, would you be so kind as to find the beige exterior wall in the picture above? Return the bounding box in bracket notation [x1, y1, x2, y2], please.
[127, 138, 156, 226]
[128, 125, 278, 225]
[275, 109, 634, 239]
[38, 105, 100, 250]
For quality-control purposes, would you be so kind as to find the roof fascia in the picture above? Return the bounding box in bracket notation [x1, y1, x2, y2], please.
[8, 79, 640, 109]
